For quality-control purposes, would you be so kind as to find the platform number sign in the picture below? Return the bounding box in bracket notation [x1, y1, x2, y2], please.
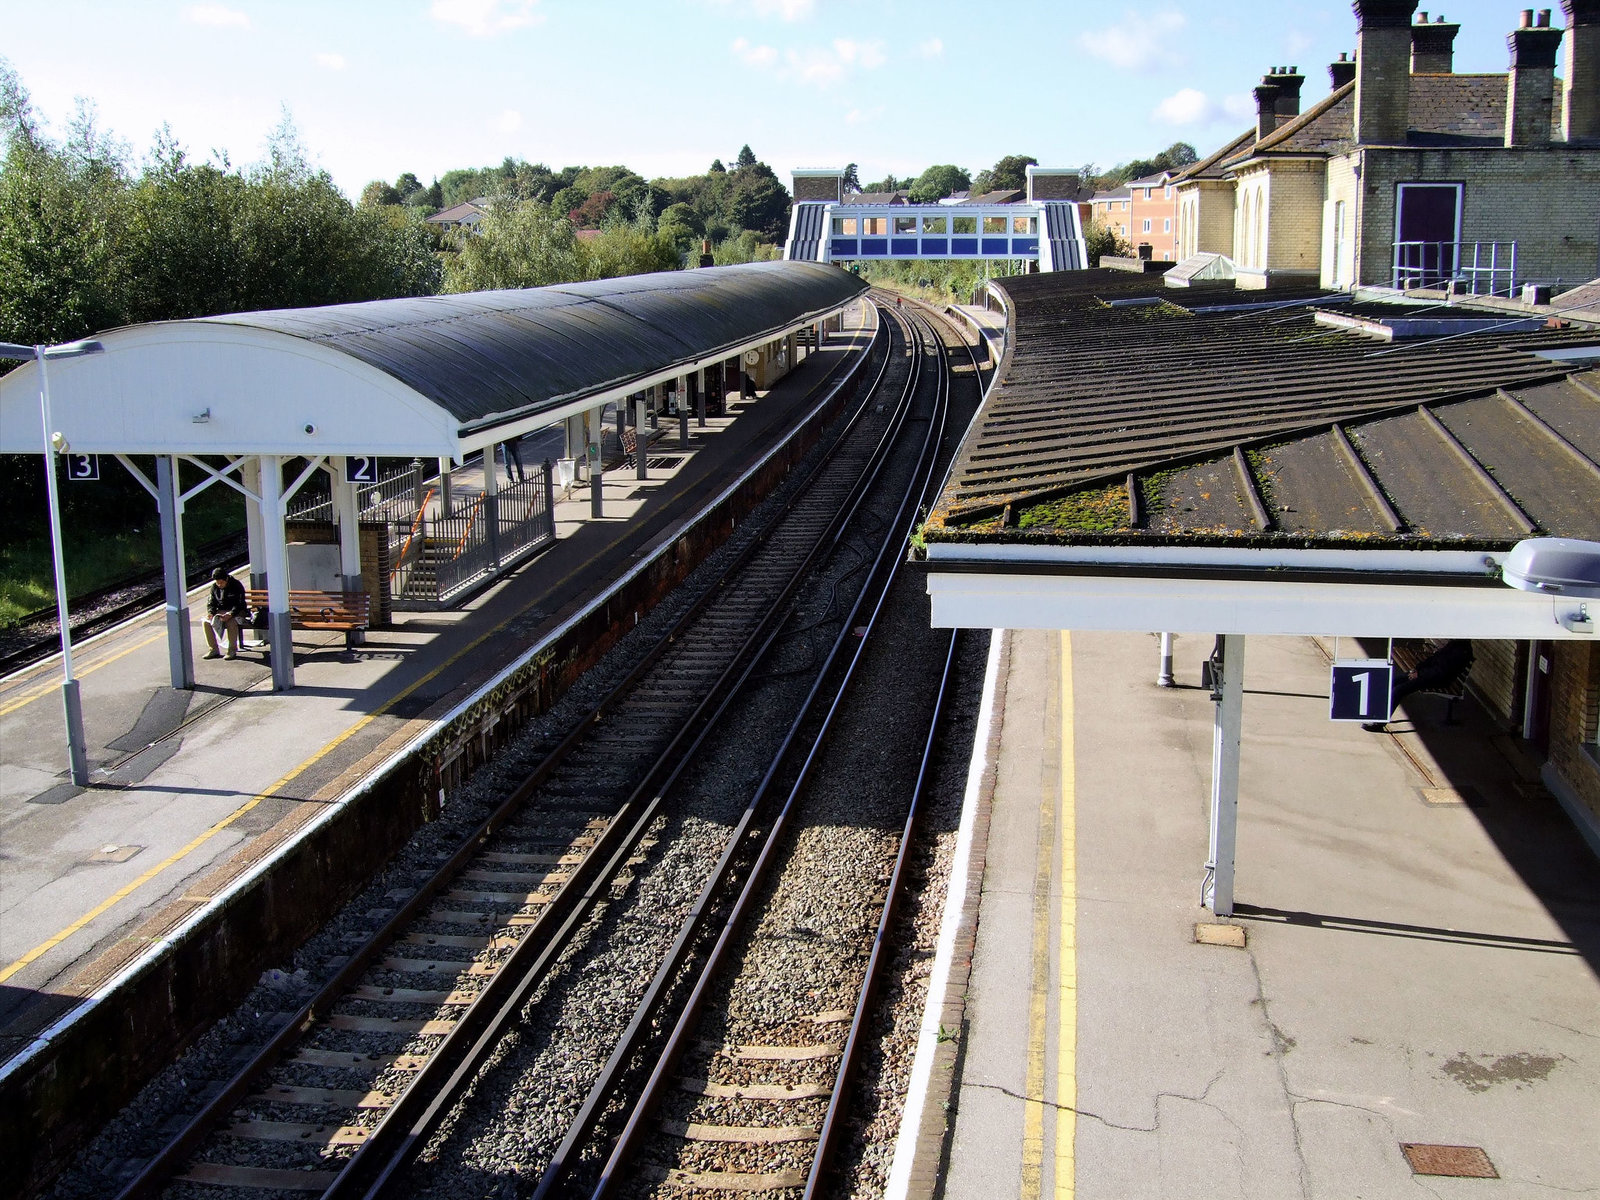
[345, 455, 379, 484]
[1329, 659, 1394, 723]
[64, 454, 99, 481]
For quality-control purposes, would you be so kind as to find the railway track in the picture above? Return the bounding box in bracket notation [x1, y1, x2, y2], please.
[108, 299, 940, 1200]
[537, 305, 976, 1200]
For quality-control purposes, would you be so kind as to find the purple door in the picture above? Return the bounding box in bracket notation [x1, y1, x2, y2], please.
[1396, 184, 1461, 287]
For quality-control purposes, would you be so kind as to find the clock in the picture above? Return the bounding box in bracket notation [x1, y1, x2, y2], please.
[743, 349, 761, 366]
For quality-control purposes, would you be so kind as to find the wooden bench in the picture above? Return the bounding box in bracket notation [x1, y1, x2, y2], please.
[1390, 638, 1467, 724]
[620, 424, 662, 466]
[244, 589, 371, 649]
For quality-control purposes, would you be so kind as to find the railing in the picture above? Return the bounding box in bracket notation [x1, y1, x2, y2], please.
[389, 462, 556, 606]
[287, 459, 427, 523]
[1392, 240, 1518, 296]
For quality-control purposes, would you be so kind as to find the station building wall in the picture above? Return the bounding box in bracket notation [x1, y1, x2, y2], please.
[1352, 146, 1600, 289]
[1551, 642, 1600, 830]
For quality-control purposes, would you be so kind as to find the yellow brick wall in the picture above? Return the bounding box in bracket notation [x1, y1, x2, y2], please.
[1355, 145, 1600, 287]
[1263, 159, 1326, 273]
[1322, 156, 1361, 288]
[1178, 180, 1236, 259]
[1549, 641, 1600, 828]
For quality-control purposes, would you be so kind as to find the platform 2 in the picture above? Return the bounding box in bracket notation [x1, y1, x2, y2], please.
[897, 629, 1600, 1198]
[0, 304, 874, 1055]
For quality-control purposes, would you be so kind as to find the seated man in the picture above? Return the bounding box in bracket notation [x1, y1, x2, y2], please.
[1364, 639, 1474, 731]
[203, 567, 248, 659]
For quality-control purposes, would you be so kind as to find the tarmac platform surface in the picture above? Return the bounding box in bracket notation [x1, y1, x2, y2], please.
[937, 629, 1599, 1199]
[0, 306, 872, 1050]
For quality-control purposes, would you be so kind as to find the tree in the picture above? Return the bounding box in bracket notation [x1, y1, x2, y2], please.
[1083, 219, 1130, 267]
[726, 162, 789, 242]
[709, 158, 725, 174]
[842, 162, 861, 193]
[360, 179, 402, 207]
[864, 174, 909, 193]
[908, 164, 970, 204]
[394, 172, 423, 200]
[444, 199, 584, 291]
[569, 189, 615, 228]
[983, 154, 1037, 193]
[734, 144, 757, 169]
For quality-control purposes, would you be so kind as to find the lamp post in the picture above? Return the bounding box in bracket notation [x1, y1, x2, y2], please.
[1, 338, 105, 786]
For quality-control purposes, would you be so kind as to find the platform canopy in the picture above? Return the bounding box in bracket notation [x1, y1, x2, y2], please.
[0, 261, 866, 462]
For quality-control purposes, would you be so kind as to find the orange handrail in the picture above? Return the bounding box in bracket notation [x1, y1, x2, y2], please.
[389, 486, 436, 581]
[451, 495, 485, 561]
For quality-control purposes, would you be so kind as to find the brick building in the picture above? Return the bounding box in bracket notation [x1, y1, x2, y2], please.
[1089, 186, 1132, 241]
[1172, 1, 1600, 293]
[1126, 171, 1181, 260]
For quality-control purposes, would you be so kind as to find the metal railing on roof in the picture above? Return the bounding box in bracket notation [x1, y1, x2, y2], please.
[1392, 240, 1518, 297]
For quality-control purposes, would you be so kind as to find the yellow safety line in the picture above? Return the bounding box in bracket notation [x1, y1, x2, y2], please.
[1021, 634, 1060, 1200]
[1055, 630, 1077, 1199]
[0, 631, 166, 717]
[0, 620, 505, 985]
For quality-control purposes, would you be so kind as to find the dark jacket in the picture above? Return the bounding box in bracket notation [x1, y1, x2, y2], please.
[207, 576, 248, 621]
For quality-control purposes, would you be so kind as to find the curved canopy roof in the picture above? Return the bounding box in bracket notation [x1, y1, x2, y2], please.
[0, 261, 866, 460]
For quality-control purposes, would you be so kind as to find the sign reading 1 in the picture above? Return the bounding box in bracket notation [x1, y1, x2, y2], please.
[344, 455, 379, 484]
[1329, 658, 1394, 723]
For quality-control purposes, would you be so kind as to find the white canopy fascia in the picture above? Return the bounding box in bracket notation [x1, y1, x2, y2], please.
[0, 323, 456, 459]
[925, 543, 1598, 641]
[0, 301, 857, 466]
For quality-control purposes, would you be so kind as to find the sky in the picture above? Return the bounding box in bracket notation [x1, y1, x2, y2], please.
[1, 0, 1561, 199]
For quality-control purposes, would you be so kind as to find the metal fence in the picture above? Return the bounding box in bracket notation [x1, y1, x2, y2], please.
[1392, 240, 1518, 296]
[287, 459, 423, 523]
[389, 462, 556, 606]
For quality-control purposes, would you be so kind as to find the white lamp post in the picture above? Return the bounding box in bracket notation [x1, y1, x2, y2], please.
[1, 338, 105, 786]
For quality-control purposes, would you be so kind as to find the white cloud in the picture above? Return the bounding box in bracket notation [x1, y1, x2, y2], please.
[844, 106, 884, 125]
[1152, 87, 1256, 126]
[1078, 10, 1186, 71]
[314, 52, 346, 70]
[429, 0, 542, 37]
[917, 37, 944, 59]
[731, 36, 778, 66]
[184, 4, 249, 28]
[497, 109, 523, 134]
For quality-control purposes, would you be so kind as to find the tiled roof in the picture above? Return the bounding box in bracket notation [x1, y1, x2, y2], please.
[843, 191, 908, 205]
[426, 199, 486, 225]
[924, 270, 1600, 547]
[1178, 131, 1254, 181]
[962, 189, 1026, 204]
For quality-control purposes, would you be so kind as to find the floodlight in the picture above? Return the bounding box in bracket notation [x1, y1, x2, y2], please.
[1502, 538, 1600, 599]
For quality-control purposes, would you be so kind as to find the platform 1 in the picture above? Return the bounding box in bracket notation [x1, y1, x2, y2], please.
[899, 628, 1599, 1198]
[0, 304, 874, 1054]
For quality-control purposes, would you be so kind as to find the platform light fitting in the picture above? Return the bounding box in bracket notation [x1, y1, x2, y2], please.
[1501, 537, 1600, 599]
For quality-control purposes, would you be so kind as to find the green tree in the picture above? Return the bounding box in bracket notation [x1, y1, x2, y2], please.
[709, 158, 725, 174]
[1083, 219, 1130, 266]
[908, 164, 970, 204]
[734, 144, 757, 169]
[842, 163, 861, 193]
[360, 179, 403, 207]
[443, 199, 584, 291]
[726, 162, 789, 242]
[982, 154, 1037, 193]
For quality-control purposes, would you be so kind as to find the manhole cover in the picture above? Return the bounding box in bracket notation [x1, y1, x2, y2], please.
[88, 844, 145, 864]
[1401, 1143, 1498, 1178]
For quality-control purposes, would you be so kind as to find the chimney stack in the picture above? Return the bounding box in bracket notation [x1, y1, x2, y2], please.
[1330, 51, 1358, 89]
[1353, 0, 1421, 145]
[1506, 9, 1565, 145]
[1274, 66, 1306, 122]
[1411, 12, 1462, 72]
[1563, 0, 1600, 141]
[1254, 72, 1284, 141]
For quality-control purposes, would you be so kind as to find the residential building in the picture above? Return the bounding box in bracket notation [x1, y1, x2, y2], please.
[426, 197, 489, 234]
[1090, 186, 1132, 241]
[1126, 171, 1180, 260]
[1172, 1, 1600, 292]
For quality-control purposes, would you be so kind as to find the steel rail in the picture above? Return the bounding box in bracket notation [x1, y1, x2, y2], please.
[112, 312, 891, 1200]
[579, 306, 951, 1200]
[338, 307, 921, 1199]
[524, 302, 933, 1200]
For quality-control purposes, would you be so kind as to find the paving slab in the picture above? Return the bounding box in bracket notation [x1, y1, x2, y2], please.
[942, 629, 1600, 1199]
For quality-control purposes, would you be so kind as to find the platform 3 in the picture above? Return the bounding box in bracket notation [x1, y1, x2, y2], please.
[896, 629, 1600, 1198]
[0, 304, 873, 1056]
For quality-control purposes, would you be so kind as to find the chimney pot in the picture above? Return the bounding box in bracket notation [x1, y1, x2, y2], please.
[1411, 10, 1461, 71]
[1418, 9, 1428, 19]
[1537, 8, 1551, 25]
[1506, 12, 1565, 144]
[1521, 9, 1534, 27]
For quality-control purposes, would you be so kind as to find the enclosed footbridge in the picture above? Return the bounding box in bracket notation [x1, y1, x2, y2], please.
[784, 165, 1091, 272]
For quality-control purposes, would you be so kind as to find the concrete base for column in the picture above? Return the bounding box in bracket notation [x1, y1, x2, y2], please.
[165, 605, 194, 689]
[268, 610, 295, 690]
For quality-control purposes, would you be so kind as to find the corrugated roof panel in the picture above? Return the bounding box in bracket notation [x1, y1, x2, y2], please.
[198, 261, 864, 433]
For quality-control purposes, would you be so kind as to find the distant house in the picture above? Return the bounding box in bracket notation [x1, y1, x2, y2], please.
[1173, 1, 1600, 292]
[427, 197, 489, 234]
[843, 190, 910, 205]
[1090, 186, 1132, 240]
[1125, 171, 1180, 260]
[959, 188, 1026, 205]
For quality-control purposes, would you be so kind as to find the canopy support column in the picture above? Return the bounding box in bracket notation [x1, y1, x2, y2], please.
[1203, 634, 1245, 918]
[678, 376, 690, 448]
[635, 399, 649, 480]
[259, 455, 294, 691]
[331, 458, 366, 646]
[241, 457, 266, 588]
[482, 444, 501, 568]
[587, 407, 603, 519]
[695, 368, 706, 428]
[156, 455, 194, 690]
